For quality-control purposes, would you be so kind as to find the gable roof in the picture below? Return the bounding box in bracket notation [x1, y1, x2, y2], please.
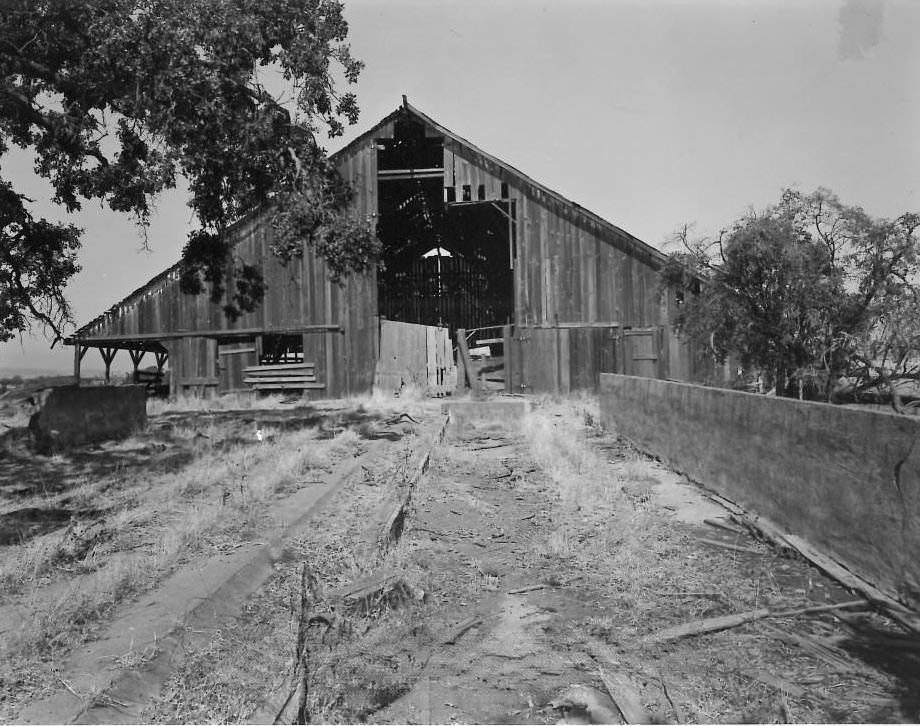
[72, 98, 666, 338]
[336, 97, 667, 267]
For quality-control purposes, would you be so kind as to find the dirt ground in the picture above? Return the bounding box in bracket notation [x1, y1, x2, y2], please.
[2, 393, 919, 724]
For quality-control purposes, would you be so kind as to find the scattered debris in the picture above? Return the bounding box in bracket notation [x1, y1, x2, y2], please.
[761, 623, 860, 673]
[697, 537, 762, 555]
[508, 584, 546, 595]
[703, 517, 746, 535]
[386, 412, 420, 425]
[707, 492, 920, 632]
[585, 639, 654, 724]
[58, 517, 108, 561]
[550, 684, 621, 725]
[745, 668, 806, 698]
[443, 616, 483, 645]
[658, 676, 685, 724]
[339, 572, 421, 616]
[471, 442, 512, 451]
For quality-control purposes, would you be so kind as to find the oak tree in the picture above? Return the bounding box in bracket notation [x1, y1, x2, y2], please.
[663, 189, 920, 410]
[0, 0, 379, 344]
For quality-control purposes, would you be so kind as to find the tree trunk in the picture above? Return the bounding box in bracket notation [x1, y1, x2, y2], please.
[876, 367, 905, 414]
[774, 368, 788, 397]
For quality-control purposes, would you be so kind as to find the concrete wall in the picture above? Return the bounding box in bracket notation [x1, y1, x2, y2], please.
[30, 385, 147, 452]
[599, 373, 920, 609]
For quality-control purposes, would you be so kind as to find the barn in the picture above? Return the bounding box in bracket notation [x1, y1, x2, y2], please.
[66, 98, 713, 397]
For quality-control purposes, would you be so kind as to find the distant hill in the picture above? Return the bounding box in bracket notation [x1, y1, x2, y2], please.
[0, 367, 106, 380]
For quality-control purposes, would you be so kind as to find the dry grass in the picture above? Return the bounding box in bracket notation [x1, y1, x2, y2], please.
[519, 401, 705, 628]
[141, 432, 433, 724]
[0, 410, 378, 722]
[145, 391, 301, 415]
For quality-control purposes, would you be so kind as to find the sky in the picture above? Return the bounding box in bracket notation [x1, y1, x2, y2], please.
[2, 0, 918, 375]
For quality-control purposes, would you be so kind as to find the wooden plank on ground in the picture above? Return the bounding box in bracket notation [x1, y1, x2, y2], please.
[584, 638, 654, 724]
[761, 623, 860, 673]
[644, 600, 867, 644]
[745, 669, 806, 698]
[644, 609, 770, 644]
[706, 492, 920, 632]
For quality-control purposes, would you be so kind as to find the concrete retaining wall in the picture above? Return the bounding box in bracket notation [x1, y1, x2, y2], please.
[30, 385, 147, 452]
[599, 373, 920, 609]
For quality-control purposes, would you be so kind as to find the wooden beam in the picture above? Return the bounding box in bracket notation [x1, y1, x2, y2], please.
[526, 322, 622, 329]
[243, 363, 315, 373]
[66, 324, 342, 346]
[503, 325, 513, 394]
[243, 376, 317, 384]
[456, 328, 479, 392]
[378, 168, 443, 181]
[251, 382, 325, 390]
[73, 344, 86, 384]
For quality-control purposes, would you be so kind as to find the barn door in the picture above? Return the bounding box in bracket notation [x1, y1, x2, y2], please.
[511, 326, 570, 394]
[218, 339, 257, 393]
[621, 327, 662, 379]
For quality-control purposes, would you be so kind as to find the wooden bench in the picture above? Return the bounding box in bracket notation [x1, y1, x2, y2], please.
[242, 363, 324, 391]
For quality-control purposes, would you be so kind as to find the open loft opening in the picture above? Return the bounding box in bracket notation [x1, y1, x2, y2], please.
[376, 113, 514, 334]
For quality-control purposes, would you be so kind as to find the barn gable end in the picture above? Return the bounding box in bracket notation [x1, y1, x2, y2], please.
[67, 99, 712, 396]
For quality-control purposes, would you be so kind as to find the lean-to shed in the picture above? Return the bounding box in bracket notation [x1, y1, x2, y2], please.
[67, 98, 711, 396]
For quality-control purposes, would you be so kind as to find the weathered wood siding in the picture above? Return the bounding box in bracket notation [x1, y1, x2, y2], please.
[79, 133, 385, 398]
[442, 138, 663, 330]
[374, 320, 456, 396]
[76, 102, 691, 398]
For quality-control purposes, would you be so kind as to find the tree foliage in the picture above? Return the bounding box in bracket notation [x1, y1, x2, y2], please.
[663, 188, 920, 410]
[0, 0, 380, 342]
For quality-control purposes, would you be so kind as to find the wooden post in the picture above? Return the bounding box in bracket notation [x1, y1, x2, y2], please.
[502, 324, 513, 394]
[154, 351, 168, 391]
[73, 344, 88, 384]
[129, 349, 146, 383]
[455, 328, 478, 393]
[99, 347, 117, 384]
[455, 328, 467, 394]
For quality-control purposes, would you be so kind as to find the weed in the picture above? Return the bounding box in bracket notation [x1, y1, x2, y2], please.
[108, 633, 161, 670]
[328, 428, 364, 459]
[542, 528, 578, 559]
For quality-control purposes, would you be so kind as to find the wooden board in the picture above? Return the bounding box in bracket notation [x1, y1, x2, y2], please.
[374, 320, 456, 397]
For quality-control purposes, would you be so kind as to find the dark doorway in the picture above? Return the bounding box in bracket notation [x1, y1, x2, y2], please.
[376, 113, 514, 335]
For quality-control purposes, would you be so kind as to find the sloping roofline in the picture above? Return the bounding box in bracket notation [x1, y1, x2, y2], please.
[334, 97, 666, 266]
[405, 99, 666, 265]
[72, 97, 665, 339]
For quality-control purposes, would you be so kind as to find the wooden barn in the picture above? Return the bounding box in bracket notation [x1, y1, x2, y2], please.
[66, 98, 712, 397]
